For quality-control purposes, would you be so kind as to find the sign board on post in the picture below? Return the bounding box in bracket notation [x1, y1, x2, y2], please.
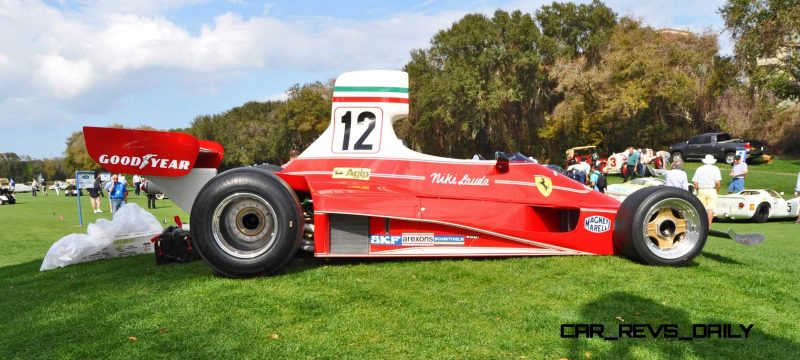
[75, 171, 96, 225]
[735, 148, 748, 164]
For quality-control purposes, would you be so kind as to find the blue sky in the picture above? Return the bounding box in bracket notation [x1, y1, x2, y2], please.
[2, 0, 728, 159]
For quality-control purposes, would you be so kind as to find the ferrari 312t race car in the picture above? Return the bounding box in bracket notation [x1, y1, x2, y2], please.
[83, 70, 732, 277]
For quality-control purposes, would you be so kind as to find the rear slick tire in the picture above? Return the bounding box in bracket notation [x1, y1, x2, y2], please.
[190, 167, 303, 277]
[613, 186, 708, 266]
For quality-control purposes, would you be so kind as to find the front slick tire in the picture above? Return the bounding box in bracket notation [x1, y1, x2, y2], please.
[613, 186, 708, 266]
[191, 168, 303, 277]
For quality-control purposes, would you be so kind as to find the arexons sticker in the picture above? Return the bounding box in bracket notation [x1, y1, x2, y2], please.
[584, 215, 611, 233]
[401, 233, 435, 246]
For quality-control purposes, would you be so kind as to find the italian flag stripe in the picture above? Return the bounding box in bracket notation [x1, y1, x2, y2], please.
[332, 96, 409, 104]
[334, 86, 408, 93]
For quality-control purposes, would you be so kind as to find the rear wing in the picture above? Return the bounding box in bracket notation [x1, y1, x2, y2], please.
[84, 127, 224, 213]
[84, 127, 223, 177]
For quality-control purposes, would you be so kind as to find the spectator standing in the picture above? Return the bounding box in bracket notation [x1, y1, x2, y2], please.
[727, 155, 748, 193]
[31, 179, 38, 196]
[88, 174, 104, 213]
[41, 179, 47, 196]
[568, 160, 590, 185]
[142, 179, 157, 209]
[133, 174, 141, 196]
[108, 174, 128, 213]
[624, 147, 639, 182]
[637, 148, 646, 178]
[692, 155, 722, 226]
[665, 159, 689, 191]
[588, 164, 602, 191]
[53, 180, 60, 195]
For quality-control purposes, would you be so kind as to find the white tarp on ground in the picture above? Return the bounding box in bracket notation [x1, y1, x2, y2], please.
[40, 203, 163, 271]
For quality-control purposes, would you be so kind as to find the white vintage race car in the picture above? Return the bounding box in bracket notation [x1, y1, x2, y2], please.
[602, 149, 669, 175]
[714, 189, 800, 222]
[606, 177, 695, 202]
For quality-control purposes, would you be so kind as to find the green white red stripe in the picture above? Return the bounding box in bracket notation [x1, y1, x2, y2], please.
[333, 86, 409, 104]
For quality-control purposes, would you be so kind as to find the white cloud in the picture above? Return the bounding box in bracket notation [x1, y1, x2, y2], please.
[0, 0, 735, 158]
[33, 53, 95, 98]
[265, 92, 288, 102]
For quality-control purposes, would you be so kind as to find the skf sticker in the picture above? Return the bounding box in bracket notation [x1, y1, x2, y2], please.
[332, 167, 371, 181]
[534, 175, 552, 197]
[584, 216, 611, 233]
[370, 235, 402, 246]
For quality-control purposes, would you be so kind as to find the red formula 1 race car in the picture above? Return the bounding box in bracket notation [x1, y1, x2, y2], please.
[84, 70, 712, 277]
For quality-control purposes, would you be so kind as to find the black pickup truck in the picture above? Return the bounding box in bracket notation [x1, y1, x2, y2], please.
[669, 133, 766, 164]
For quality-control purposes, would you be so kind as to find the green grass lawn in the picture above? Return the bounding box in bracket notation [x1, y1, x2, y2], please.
[1, 161, 799, 359]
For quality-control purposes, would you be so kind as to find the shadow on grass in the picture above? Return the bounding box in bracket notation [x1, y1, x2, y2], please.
[281, 252, 513, 276]
[700, 251, 743, 265]
[563, 291, 800, 359]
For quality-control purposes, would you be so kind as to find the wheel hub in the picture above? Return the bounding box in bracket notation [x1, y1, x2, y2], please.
[211, 193, 278, 259]
[646, 208, 688, 249]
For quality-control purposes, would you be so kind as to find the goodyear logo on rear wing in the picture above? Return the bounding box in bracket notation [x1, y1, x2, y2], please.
[332, 167, 371, 181]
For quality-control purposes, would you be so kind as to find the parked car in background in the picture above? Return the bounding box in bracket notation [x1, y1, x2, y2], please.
[64, 179, 82, 196]
[669, 132, 765, 164]
[49, 181, 68, 190]
[606, 177, 696, 202]
[714, 189, 799, 223]
[14, 183, 33, 193]
[566, 146, 605, 168]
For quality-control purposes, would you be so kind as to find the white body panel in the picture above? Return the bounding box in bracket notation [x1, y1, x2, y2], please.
[715, 189, 800, 220]
[150, 168, 217, 213]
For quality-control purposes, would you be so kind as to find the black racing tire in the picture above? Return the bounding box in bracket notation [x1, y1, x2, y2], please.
[8, 197, 15, 204]
[671, 151, 684, 163]
[190, 167, 303, 277]
[613, 186, 708, 266]
[724, 152, 736, 165]
[752, 203, 770, 223]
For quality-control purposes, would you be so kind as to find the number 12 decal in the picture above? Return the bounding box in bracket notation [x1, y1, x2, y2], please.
[333, 108, 382, 153]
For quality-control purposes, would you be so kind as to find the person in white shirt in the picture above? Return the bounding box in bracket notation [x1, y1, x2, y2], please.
[692, 155, 722, 225]
[664, 159, 689, 191]
[133, 174, 141, 196]
[727, 155, 748, 193]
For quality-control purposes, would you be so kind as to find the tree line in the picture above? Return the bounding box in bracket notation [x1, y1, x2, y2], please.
[47, 0, 799, 175]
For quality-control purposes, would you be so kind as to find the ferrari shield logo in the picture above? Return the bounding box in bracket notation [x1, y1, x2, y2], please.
[534, 175, 552, 197]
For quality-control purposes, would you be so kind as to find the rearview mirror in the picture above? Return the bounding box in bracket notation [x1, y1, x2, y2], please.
[495, 155, 509, 174]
